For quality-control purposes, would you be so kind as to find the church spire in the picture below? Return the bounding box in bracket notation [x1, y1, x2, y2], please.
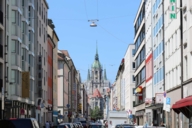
[104, 69, 107, 80]
[95, 41, 99, 60]
[87, 69, 90, 80]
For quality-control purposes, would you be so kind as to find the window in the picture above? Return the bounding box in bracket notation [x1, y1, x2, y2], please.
[133, 88, 135, 94]
[11, 70, 19, 84]
[132, 62, 135, 69]
[39, 20, 41, 36]
[11, 10, 16, 23]
[11, 40, 19, 54]
[141, 67, 146, 82]
[185, 56, 188, 79]
[132, 49, 135, 56]
[132, 75, 135, 82]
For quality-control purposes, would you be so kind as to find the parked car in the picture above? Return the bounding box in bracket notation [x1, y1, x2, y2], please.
[88, 122, 103, 128]
[0, 118, 39, 128]
[115, 124, 135, 128]
[58, 123, 73, 128]
[80, 120, 87, 128]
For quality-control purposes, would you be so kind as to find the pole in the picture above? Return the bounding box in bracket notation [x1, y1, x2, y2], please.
[68, 70, 71, 122]
[180, 0, 183, 99]
[2, 0, 7, 120]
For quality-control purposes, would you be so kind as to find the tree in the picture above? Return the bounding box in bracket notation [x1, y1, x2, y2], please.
[91, 106, 103, 120]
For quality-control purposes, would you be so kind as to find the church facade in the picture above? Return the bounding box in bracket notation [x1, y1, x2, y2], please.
[85, 47, 110, 113]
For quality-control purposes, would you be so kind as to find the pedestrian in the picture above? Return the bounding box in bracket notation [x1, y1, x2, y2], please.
[49, 121, 52, 128]
[144, 121, 148, 128]
[151, 121, 153, 126]
[45, 121, 50, 128]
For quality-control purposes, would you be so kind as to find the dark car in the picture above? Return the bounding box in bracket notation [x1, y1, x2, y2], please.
[58, 123, 73, 128]
[80, 121, 87, 128]
[189, 123, 192, 128]
[115, 124, 135, 128]
[0, 118, 39, 128]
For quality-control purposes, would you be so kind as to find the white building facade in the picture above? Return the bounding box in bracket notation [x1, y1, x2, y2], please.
[34, 0, 49, 126]
[164, 0, 182, 127]
[123, 44, 136, 123]
[5, 0, 35, 119]
[133, 0, 146, 125]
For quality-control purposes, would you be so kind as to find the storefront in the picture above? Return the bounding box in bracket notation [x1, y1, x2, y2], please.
[53, 110, 59, 126]
[172, 95, 192, 125]
[135, 110, 145, 125]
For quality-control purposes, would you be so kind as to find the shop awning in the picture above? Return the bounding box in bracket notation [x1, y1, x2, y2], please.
[172, 95, 192, 118]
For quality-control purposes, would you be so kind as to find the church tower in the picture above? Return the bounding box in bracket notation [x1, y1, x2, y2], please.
[85, 44, 110, 113]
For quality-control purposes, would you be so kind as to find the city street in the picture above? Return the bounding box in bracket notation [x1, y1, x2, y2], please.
[0, 0, 192, 128]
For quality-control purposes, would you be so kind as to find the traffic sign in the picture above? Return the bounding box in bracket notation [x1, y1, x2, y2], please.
[66, 104, 70, 108]
[166, 97, 171, 105]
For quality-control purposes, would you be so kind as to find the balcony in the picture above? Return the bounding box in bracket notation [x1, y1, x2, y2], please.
[11, 53, 21, 67]
[11, 83, 21, 97]
[11, 24, 21, 38]
[0, 43, 3, 58]
[0, 10, 3, 25]
[0, 79, 2, 92]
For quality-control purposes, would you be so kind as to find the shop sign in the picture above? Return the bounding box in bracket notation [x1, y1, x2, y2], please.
[145, 98, 152, 104]
[135, 111, 145, 116]
[169, 0, 177, 19]
[155, 93, 164, 104]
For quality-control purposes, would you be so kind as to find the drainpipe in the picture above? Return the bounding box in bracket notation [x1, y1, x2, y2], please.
[51, 46, 55, 123]
[180, 0, 183, 99]
[62, 60, 65, 123]
[3, 0, 7, 120]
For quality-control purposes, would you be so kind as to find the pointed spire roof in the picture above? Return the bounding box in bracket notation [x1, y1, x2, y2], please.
[92, 42, 101, 68]
[104, 69, 107, 80]
[95, 41, 99, 60]
[87, 69, 90, 80]
[92, 89, 102, 98]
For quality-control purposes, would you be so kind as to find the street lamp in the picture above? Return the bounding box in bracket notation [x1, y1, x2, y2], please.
[88, 19, 99, 27]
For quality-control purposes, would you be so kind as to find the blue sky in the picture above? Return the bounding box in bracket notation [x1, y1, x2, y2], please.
[47, 0, 140, 83]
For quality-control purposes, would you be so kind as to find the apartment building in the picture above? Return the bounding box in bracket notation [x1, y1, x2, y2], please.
[170, 0, 192, 127]
[0, 0, 35, 118]
[34, 0, 49, 126]
[47, 19, 59, 125]
[181, 0, 192, 125]
[58, 50, 69, 123]
[144, 0, 153, 126]
[164, 0, 182, 127]
[123, 44, 135, 123]
[3, 0, 36, 119]
[0, 0, 5, 119]
[58, 50, 76, 122]
[111, 82, 117, 111]
[115, 59, 124, 110]
[133, 0, 146, 125]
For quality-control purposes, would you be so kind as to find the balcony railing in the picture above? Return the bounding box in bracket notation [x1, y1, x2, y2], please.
[22, 61, 25, 71]
[11, 24, 21, 38]
[0, 43, 3, 58]
[11, 53, 21, 67]
[0, 10, 3, 25]
[0, 79, 3, 92]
